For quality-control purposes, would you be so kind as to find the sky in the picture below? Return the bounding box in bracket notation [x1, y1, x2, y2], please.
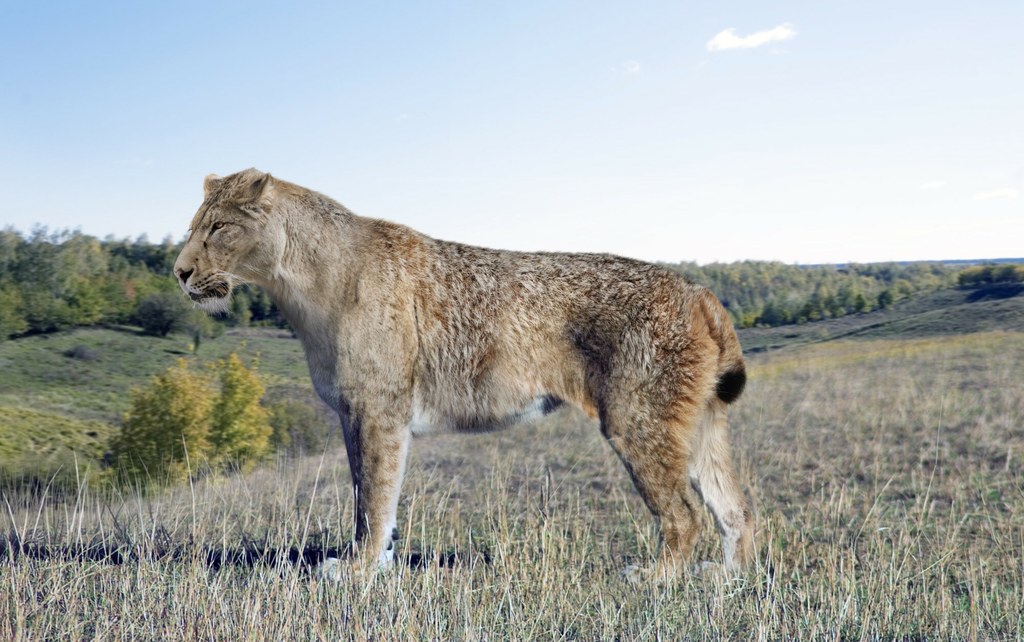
[1, 1, 1021, 265]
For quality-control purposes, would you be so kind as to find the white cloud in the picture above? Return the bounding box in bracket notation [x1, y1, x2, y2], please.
[613, 60, 641, 74]
[920, 180, 946, 190]
[974, 187, 1018, 201]
[707, 23, 797, 52]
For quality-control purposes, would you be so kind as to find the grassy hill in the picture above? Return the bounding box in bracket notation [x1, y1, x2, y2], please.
[738, 283, 1024, 352]
[0, 326, 321, 480]
[1, 283, 1021, 482]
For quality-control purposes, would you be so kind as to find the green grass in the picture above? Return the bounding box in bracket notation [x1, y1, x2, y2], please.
[0, 406, 110, 460]
[0, 406, 114, 482]
[0, 326, 311, 420]
[0, 325, 319, 480]
[2, 331, 1022, 639]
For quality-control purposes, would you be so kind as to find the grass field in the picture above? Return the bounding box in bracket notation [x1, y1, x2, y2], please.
[3, 329, 1022, 640]
[0, 325, 328, 482]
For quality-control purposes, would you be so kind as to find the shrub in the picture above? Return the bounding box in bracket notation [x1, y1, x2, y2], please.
[112, 353, 273, 486]
[134, 291, 190, 337]
[0, 285, 28, 339]
[877, 288, 895, 309]
[113, 359, 214, 485]
[958, 264, 1024, 288]
[112, 352, 276, 487]
[208, 354, 272, 469]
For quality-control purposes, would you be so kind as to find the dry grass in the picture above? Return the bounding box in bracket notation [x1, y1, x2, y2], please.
[3, 332, 1023, 640]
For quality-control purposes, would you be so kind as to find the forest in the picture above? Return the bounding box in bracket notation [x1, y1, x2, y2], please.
[0, 228, 281, 341]
[1, 227, 1022, 341]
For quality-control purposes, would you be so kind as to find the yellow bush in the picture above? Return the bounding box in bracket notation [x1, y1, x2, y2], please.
[209, 353, 272, 470]
[114, 353, 273, 486]
[114, 359, 213, 484]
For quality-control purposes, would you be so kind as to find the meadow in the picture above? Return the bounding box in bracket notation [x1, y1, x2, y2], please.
[0, 326, 322, 483]
[2, 328, 1022, 640]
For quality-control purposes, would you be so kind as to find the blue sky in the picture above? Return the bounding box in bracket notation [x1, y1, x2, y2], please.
[2, 1, 1021, 264]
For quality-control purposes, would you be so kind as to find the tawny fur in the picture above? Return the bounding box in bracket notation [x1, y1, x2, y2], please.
[174, 169, 754, 578]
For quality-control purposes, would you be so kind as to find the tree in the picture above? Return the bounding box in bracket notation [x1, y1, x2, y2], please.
[0, 285, 28, 339]
[208, 353, 272, 469]
[112, 353, 273, 486]
[877, 288, 895, 309]
[757, 299, 791, 326]
[228, 293, 253, 327]
[135, 291, 190, 337]
[20, 289, 75, 333]
[182, 308, 224, 353]
[994, 264, 1024, 284]
[852, 292, 868, 313]
[114, 359, 214, 484]
[66, 277, 106, 326]
[959, 264, 1024, 287]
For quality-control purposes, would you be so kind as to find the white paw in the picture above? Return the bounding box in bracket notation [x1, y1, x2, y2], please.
[377, 546, 396, 569]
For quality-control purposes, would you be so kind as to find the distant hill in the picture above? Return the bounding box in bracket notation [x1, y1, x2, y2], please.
[2, 228, 1018, 339]
[810, 258, 1024, 268]
[738, 283, 1024, 353]
[915, 257, 1024, 266]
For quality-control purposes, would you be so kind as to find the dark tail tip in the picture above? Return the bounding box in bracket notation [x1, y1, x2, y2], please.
[715, 366, 746, 404]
